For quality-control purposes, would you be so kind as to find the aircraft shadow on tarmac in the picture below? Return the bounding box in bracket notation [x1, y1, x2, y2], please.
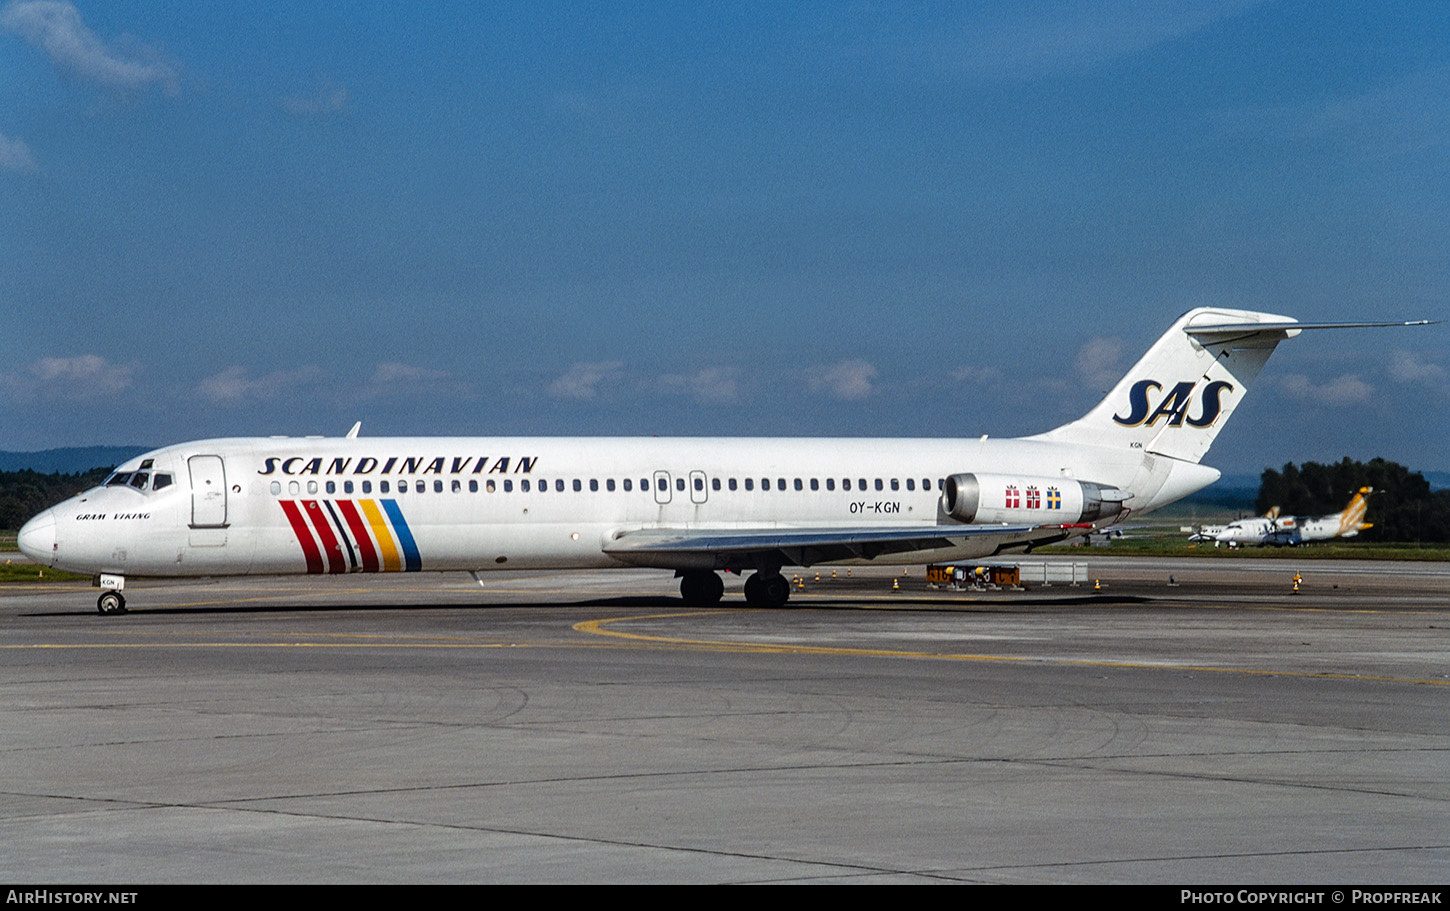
[22, 592, 1153, 618]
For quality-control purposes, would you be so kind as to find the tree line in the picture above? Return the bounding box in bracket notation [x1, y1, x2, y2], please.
[1256, 458, 1450, 543]
[0, 467, 113, 532]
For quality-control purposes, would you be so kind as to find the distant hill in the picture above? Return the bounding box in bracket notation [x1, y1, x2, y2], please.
[0, 447, 151, 474]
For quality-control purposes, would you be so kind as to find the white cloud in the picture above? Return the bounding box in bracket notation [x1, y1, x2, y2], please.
[281, 83, 349, 117]
[0, 131, 38, 172]
[805, 360, 878, 400]
[361, 362, 469, 400]
[657, 366, 741, 404]
[370, 362, 448, 386]
[1074, 336, 1125, 392]
[0, 354, 135, 401]
[549, 361, 624, 400]
[1278, 373, 1374, 406]
[943, 0, 1263, 81]
[950, 364, 1002, 385]
[1, 1, 178, 93]
[1388, 350, 1446, 384]
[198, 365, 322, 403]
[1212, 66, 1450, 162]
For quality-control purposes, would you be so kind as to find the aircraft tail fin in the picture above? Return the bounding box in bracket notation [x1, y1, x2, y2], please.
[1030, 308, 1298, 464]
[1337, 486, 1373, 537]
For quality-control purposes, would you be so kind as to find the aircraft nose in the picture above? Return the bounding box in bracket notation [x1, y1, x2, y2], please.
[17, 510, 56, 565]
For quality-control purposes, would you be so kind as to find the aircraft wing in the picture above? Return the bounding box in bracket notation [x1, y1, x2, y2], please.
[603, 523, 1084, 570]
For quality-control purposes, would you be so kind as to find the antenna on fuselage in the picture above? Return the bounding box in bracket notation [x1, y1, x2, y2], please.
[345, 421, 362, 439]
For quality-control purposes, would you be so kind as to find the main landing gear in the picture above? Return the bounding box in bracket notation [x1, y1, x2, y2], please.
[678, 570, 791, 607]
[743, 571, 791, 608]
[679, 571, 725, 606]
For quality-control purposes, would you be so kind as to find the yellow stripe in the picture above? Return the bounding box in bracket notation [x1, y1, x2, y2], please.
[359, 499, 401, 572]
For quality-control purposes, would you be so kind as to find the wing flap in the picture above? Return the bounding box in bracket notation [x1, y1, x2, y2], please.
[603, 523, 1086, 570]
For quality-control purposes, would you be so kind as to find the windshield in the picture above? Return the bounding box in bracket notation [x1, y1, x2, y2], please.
[101, 470, 173, 492]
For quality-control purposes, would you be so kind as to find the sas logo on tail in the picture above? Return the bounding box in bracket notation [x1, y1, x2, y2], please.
[1113, 380, 1234, 428]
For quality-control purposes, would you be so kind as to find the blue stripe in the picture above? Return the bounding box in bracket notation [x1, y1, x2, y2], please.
[381, 499, 422, 572]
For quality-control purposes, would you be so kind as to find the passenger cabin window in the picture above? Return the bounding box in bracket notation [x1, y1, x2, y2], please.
[623, 479, 632, 492]
[270, 481, 281, 495]
[363, 481, 373, 494]
[344, 480, 354, 494]
[326, 481, 336, 494]
[826, 478, 835, 491]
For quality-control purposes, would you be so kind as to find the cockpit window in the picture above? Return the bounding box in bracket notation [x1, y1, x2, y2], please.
[128, 472, 150, 490]
[153, 473, 173, 491]
[105, 472, 132, 487]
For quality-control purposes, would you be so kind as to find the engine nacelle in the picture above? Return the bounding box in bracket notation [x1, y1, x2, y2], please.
[941, 472, 1129, 525]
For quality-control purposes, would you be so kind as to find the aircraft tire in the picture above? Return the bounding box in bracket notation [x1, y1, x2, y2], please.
[744, 572, 791, 607]
[679, 571, 724, 606]
[97, 591, 127, 615]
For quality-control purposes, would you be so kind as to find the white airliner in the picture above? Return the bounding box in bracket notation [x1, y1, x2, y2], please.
[1212, 487, 1374, 547]
[16, 308, 1429, 614]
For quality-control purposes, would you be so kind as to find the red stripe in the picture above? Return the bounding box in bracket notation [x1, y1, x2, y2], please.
[279, 501, 323, 574]
[302, 500, 347, 574]
[336, 500, 379, 572]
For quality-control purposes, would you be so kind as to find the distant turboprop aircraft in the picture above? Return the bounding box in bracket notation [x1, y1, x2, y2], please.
[1212, 488, 1374, 547]
[1188, 505, 1278, 544]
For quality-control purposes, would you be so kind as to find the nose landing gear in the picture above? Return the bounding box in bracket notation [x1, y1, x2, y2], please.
[97, 591, 127, 615]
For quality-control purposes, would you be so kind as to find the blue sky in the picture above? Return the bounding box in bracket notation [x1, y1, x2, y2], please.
[1, 1, 1446, 475]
